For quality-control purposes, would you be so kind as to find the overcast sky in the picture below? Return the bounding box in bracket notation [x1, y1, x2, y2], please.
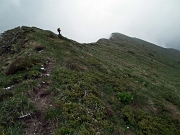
[0, 0, 180, 50]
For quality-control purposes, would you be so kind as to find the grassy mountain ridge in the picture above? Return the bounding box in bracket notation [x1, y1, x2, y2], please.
[0, 26, 180, 135]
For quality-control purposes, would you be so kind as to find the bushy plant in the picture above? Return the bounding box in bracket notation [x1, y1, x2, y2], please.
[122, 106, 180, 135]
[0, 95, 35, 126]
[0, 125, 5, 135]
[34, 45, 46, 52]
[118, 92, 133, 104]
[6, 57, 41, 75]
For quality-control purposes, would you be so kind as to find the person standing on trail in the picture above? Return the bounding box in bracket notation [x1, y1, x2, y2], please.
[57, 28, 61, 35]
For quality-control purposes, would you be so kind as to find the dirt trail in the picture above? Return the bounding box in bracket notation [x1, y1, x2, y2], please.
[22, 59, 56, 135]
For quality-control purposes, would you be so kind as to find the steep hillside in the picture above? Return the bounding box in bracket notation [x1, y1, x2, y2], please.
[0, 26, 180, 135]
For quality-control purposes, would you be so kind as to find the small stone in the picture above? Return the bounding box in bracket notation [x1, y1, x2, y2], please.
[40, 67, 45, 70]
[4, 86, 13, 90]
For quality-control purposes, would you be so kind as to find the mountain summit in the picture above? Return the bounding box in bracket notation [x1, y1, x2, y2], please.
[0, 26, 180, 134]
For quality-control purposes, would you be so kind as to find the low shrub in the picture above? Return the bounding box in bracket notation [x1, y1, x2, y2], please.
[0, 95, 35, 126]
[6, 57, 41, 75]
[0, 125, 5, 135]
[122, 106, 180, 135]
[34, 45, 46, 52]
[118, 92, 133, 104]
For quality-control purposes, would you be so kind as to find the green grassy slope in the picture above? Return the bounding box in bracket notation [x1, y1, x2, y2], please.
[0, 26, 180, 135]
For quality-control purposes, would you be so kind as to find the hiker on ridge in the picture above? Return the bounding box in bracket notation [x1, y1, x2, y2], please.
[57, 28, 61, 35]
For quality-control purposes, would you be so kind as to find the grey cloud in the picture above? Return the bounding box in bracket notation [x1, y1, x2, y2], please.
[0, 0, 180, 50]
[0, 0, 44, 32]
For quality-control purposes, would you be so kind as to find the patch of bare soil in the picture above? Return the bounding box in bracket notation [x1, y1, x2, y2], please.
[22, 59, 56, 135]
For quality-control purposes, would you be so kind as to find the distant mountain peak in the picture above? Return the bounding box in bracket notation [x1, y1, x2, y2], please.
[109, 33, 132, 40]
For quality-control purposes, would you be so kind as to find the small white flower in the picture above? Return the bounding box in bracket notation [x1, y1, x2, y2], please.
[127, 126, 129, 129]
